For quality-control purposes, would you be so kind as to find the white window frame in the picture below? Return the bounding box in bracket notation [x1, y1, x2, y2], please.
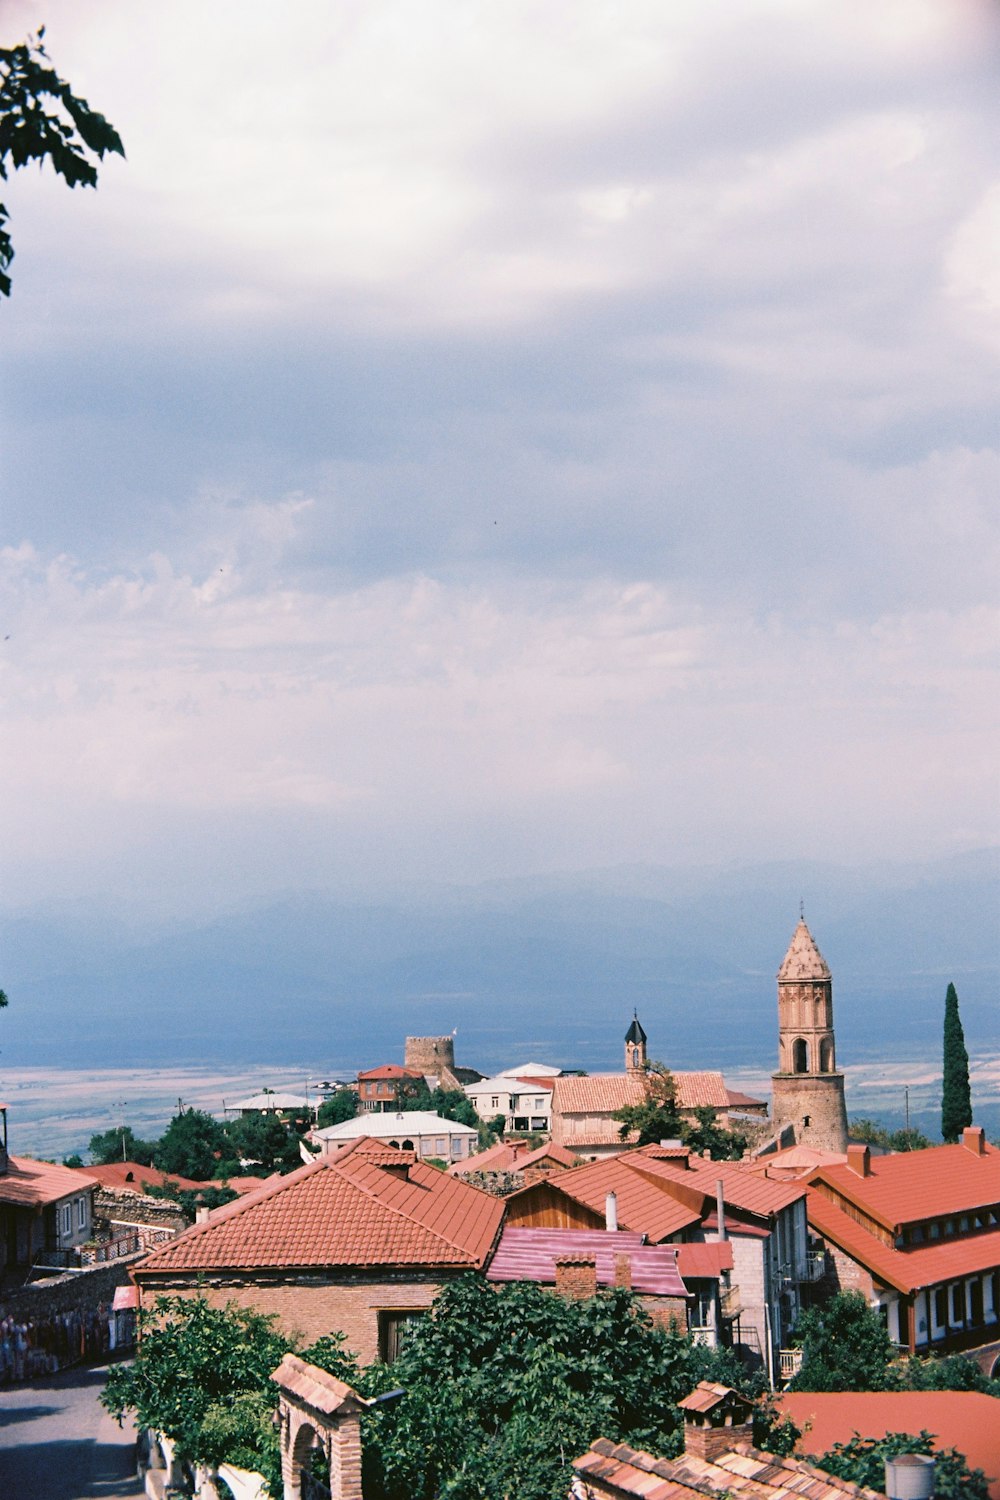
[77, 1195, 87, 1229]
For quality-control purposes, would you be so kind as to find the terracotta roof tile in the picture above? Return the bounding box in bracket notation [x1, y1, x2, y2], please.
[0, 1156, 97, 1208]
[554, 1071, 730, 1115]
[674, 1243, 734, 1278]
[134, 1138, 503, 1276]
[450, 1140, 576, 1176]
[632, 1149, 806, 1218]
[84, 1161, 206, 1194]
[573, 1437, 882, 1499]
[272, 1353, 367, 1414]
[507, 1154, 705, 1243]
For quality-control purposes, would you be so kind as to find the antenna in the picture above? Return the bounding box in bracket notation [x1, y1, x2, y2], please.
[799, 898, 805, 920]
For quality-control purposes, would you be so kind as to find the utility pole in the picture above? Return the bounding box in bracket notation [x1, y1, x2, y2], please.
[904, 1086, 910, 1134]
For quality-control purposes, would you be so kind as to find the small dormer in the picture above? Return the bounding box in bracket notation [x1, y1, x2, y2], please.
[677, 1382, 754, 1462]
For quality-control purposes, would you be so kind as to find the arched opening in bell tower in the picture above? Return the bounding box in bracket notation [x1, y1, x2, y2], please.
[792, 1038, 808, 1073]
[819, 1036, 834, 1073]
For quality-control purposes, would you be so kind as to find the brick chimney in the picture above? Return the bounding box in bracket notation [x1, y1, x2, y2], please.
[555, 1254, 598, 1300]
[613, 1252, 632, 1290]
[678, 1384, 754, 1463]
[847, 1143, 871, 1177]
[962, 1126, 986, 1156]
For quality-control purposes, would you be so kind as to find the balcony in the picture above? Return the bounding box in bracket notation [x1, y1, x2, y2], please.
[689, 1326, 718, 1349]
[778, 1348, 802, 1383]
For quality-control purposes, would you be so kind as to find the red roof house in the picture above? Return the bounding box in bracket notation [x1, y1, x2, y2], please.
[805, 1129, 1000, 1358]
[132, 1137, 504, 1363]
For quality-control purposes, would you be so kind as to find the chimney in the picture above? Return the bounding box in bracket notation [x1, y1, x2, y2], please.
[962, 1126, 986, 1156]
[613, 1252, 632, 1290]
[680, 1385, 754, 1463]
[195, 1206, 210, 1224]
[847, 1143, 871, 1177]
[715, 1180, 727, 1241]
[605, 1191, 618, 1232]
[555, 1254, 597, 1301]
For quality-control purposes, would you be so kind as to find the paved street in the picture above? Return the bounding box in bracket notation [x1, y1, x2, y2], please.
[0, 1361, 144, 1500]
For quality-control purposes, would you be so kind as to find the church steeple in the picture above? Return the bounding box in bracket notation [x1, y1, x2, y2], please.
[771, 917, 848, 1152]
[624, 1012, 647, 1073]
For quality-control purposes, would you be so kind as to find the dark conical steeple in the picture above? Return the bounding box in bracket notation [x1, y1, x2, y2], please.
[625, 1011, 647, 1072]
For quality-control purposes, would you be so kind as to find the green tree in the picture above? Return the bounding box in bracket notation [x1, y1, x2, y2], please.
[886, 1127, 930, 1152]
[613, 1062, 682, 1145]
[815, 1429, 989, 1500]
[0, 30, 125, 296]
[0, 987, 8, 1008]
[89, 1124, 156, 1166]
[789, 1291, 895, 1393]
[941, 982, 972, 1143]
[102, 1295, 364, 1498]
[849, 1119, 930, 1153]
[681, 1105, 748, 1161]
[892, 1351, 1000, 1396]
[154, 1107, 227, 1181]
[316, 1088, 359, 1128]
[361, 1272, 754, 1500]
[225, 1111, 297, 1173]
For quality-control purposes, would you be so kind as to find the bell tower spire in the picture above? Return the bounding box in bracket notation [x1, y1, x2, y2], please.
[624, 1011, 647, 1073]
[770, 918, 848, 1152]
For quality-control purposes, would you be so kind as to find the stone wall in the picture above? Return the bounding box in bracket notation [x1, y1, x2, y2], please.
[95, 1188, 188, 1233]
[0, 1257, 139, 1323]
[771, 1071, 849, 1153]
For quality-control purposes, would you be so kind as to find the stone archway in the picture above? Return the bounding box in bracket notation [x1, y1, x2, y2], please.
[272, 1353, 369, 1500]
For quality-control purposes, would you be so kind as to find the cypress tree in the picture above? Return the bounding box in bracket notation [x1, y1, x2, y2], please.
[941, 982, 972, 1143]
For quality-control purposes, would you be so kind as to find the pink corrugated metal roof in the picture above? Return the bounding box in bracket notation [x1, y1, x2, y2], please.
[487, 1226, 691, 1297]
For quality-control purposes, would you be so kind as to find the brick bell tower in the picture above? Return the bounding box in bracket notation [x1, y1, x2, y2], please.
[770, 918, 848, 1153]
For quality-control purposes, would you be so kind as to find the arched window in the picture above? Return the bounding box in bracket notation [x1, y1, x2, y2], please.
[819, 1037, 834, 1073]
[792, 1038, 808, 1074]
[402, 1139, 414, 1151]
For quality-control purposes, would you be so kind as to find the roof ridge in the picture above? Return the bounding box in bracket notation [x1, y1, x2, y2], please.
[333, 1157, 492, 1262]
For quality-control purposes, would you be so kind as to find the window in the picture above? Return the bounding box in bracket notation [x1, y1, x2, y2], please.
[378, 1309, 425, 1364]
[491, 1096, 499, 1109]
[61, 1203, 73, 1236]
[76, 1196, 87, 1229]
[435, 1138, 446, 1154]
[951, 1285, 964, 1325]
[934, 1288, 947, 1329]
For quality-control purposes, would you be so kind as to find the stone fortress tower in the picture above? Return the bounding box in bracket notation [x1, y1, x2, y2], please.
[404, 1034, 456, 1075]
[770, 918, 849, 1153]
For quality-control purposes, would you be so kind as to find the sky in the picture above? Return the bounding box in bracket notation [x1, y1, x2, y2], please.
[2, 0, 998, 919]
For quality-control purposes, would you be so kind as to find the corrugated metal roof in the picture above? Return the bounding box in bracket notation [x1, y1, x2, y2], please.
[810, 1138, 1000, 1229]
[487, 1226, 691, 1297]
[777, 1391, 1000, 1500]
[0, 1156, 97, 1209]
[806, 1187, 1000, 1294]
[633, 1150, 805, 1218]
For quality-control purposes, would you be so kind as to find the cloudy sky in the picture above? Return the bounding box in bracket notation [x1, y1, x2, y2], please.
[2, 0, 998, 917]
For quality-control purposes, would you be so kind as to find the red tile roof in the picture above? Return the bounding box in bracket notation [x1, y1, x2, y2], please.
[83, 1161, 206, 1194]
[0, 1156, 97, 1209]
[554, 1071, 730, 1115]
[806, 1188, 1000, 1295]
[487, 1227, 692, 1298]
[508, 1153, 706, 1243]
[450, 1140, 576, 1176]
[357, 1064, 423, 1081]
[810, 1139, 1000, 1230]
[777, 1391, 1000, 1500]
[573, 1437, 881, 1499]
[134, 1138, 503, 1276]
[632, 1149, 805, 1219]
[674, 1242, 734, 1279]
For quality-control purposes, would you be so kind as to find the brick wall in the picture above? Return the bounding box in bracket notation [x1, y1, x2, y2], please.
[136, 1274, 450, 1364]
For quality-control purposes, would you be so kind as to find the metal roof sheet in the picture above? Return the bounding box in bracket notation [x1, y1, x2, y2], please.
[487, 1227, 691, 1297]
[810, 1139, 1000, 1228]
[0, 1155, 98, 1209]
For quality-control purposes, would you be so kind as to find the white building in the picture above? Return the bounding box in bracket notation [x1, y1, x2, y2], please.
[311, 1111, 479, 1163]
[464, 1075, 554, 1134]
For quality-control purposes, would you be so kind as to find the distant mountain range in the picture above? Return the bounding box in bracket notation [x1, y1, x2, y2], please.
[2, 849, 997, 1079]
